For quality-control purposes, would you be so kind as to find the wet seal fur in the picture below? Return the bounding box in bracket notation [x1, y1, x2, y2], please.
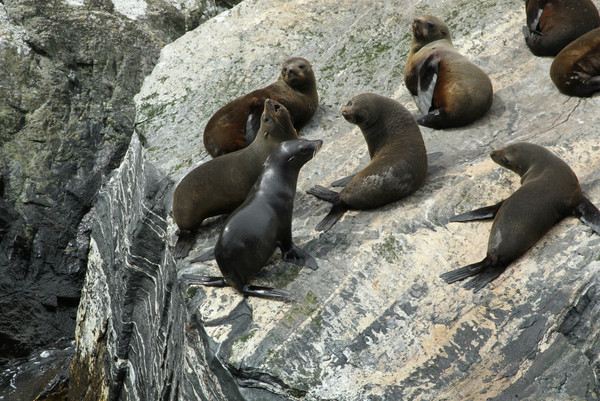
[307, 93, 428, 232]
[550, 27, 600, 97]
[404, 15, 493, 129]
[203, 57, 318, 157]
[441, 142, 600, 292]
[173, 99, 298, 257]
[523, 0, 600, 57]
[182, 139, 322, 300]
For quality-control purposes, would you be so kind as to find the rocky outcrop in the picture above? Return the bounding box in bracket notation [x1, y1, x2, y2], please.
[73, 0, 600, 400]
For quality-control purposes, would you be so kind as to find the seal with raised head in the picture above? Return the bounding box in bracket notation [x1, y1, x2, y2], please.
[550, 27, 600, 97]
[182, 139, 322, 300]
[404, 15, 493, 129]
[307, 93, 428, 232]
[173, 99, 298, 257]
[523, 0, 600, 57]
[441, 142, 600, 292]
[203, 57, 319, 157]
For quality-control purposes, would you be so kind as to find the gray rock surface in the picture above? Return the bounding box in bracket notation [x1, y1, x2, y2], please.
[73, 0, 600, 400]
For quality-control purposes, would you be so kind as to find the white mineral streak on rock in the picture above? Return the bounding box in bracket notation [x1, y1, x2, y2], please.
[0, 5, 29, 55]
[112, 0, 148, 20]
[64, 0, 85, 7]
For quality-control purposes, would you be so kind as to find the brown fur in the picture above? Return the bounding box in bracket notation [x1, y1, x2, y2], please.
[550, 27, 600, 97]
[203, 57, 318, 157]
[173, 99, 298, 231]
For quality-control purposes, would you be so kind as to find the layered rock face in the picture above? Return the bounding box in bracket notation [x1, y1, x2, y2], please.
[73, 0, 600, 400]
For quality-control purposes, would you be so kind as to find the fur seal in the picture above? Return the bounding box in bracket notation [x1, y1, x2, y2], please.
[182, 139, 322, 300]
[173, 99, 299, 256]
[307, 93, 428, 232]
[441, 142, 600, 292]
[404, 15, 493, 129]
[203, 57, 318, 157]
[523, 0, 600, 57]
[550, 27, 600, 97]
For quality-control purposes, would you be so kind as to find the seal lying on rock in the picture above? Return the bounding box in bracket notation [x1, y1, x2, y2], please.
[441, 142, 600, 292]
[203, 57, 319, 157]
[550, 27, 600, 97]
[404, 15, 493, 129]
[182, 139, 322, 300]
[173, 99, 298, 258]
[307, 93, 427, 232]
[523, 0, 600, 57]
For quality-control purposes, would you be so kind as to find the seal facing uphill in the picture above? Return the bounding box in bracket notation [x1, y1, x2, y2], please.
[550, 27, 600, 97]
[523, 0, 600, 57]
[307, 93, 428, 232]
[203, 57, 319, 157]
[182, 139, 322, 300]
[441, 143, 600, 292]
[172, 99, 298, 257]
[404, 15, 493, 129]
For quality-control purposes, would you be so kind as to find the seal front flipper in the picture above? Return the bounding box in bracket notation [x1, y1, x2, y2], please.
[575, 196, 600, 235]
[331, 175, 356, 188]
[417, 108, 448, 130]
[315, 203, 348, 232]
[242, 285, 292, 301]
[307, 185, 340, 203]
[190, 248, 215, 263]
[463, 266, 505, 293]
[245, 101, 263, 145]
[173, 230, 198, 259]
[449, 201, 505, 222]
[440, 258, 491, 284]
[416, 54, 440, 115]
[282, 243, 319, 270]
[181, 274, 228, 287]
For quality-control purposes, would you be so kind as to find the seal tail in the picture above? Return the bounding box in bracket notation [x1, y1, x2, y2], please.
[173, 231, 198, 259]
[440, 258, 490, 284]
[575, 196, 600, 235]
[307, 185, 340, 203]
[315, 204, 348, 232]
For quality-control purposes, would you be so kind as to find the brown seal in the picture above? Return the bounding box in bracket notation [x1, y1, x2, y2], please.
[523, 0, 600, 57]
[404, 15, 493, 129]
[307, 93, 428, 231]
[550, 27, 600, 97]
[441, 142, 600, 292]
[203, 57, 318, 157]
[172, 99, 298, 256]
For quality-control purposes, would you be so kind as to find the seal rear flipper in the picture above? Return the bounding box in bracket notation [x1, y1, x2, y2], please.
[242, 285, 292, 301]
[417, 108, 448, 129]
[189, 248, 215, 263]
[282, 244, 319, 270]
[173, 230, 198, 259]
[315, 203, 348, 232]
[416, 54, 440, 115]
[463, 266, 505, 293]
[181, 274, 228, 287]
[331, 175, 356, 188]
[307, 185, 340, 203]
[575, 196, 600, 235]
[449, 201, 504, 222]
[440, 258, 491, 284]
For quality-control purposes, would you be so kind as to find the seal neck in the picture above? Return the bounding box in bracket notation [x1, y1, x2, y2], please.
[410, 37, 453, 55]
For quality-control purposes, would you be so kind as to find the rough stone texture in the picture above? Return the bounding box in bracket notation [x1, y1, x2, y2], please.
[76, 0, 600, 400]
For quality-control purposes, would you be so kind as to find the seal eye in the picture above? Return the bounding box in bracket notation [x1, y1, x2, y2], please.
[299, 65, 305, 70]
[346, 101, 353, 106]
[427, 22, 435, 29]
[274, 104, 281, 112]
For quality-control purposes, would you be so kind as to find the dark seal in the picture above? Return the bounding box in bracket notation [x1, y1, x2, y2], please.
[523, 0, 600, 57]
[404, 15, 493, 129]
[550, 27, 600, 97]
[441, 142, 600, 292]
[307, 93, 428, 231]
[182, 139, 322, 300]
[203, 57, 319, 157]
[172, 99, 298, 257]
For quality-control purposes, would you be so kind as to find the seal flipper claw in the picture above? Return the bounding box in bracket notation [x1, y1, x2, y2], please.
[331, 175, 355, 188]
[282, 244, 319, 270]
[190, 248, 215, 263]
[440, 258, 490, 284]
[315, 203, 348, 232]
[449, 201, 504, 222]
[181, 274, 228, 287]
[173, 230, 198, 259]
[417, 108, 447, 129]
[242, 285, 292, 301]
[575, 196, 600, 235]
[463, 267, 505, 292]
[307, 185, 340, 203]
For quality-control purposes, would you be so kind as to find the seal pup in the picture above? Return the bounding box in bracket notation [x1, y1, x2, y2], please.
[173, 99, 298, 257]
[183, 139, 322, 300]
[404, 15, 493, 129]
[441, 142, 600, 292]
[307, 93, 428, 232]
[523, 0, 600, 57]
[203, 57, 318, 157]
[550, 27, 600, 97]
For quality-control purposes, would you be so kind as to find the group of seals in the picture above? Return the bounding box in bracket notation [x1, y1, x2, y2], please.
[203, 57, 318, 157]
[183, 139, 322, 300]
[307, 93, 428, 231]
[441, 143, 600, 292]
[404, 15, 493, 129]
